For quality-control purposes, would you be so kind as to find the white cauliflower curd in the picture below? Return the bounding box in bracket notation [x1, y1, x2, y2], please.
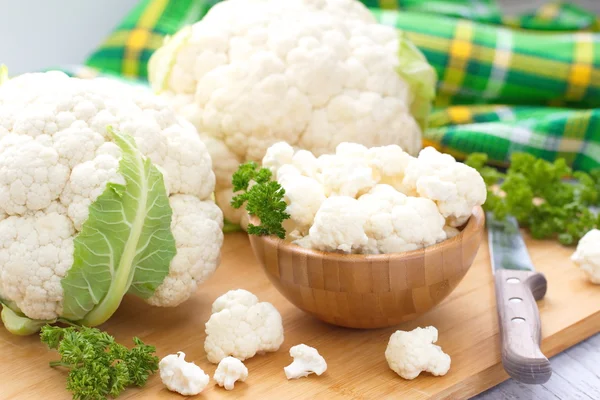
[0, 71, 223, 334]
[284, 344, 327, 380]
[262, 141, 485, 254]
[159, 352, 210, 396]
[214, 356, 248, 390]
[148, 0, 436, 225]
[205, 289, 284, 363]
[571, 229, 600, 284]
[385, 326, 451, 380]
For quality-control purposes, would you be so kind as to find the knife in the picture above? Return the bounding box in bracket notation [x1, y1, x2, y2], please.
[487, 212, 552, 384]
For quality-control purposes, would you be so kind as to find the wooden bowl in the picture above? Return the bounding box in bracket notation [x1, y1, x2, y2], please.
[248, 206, 486, 329]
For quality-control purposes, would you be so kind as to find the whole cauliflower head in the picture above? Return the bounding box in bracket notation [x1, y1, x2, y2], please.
[0, 71, 223, 330]
[385, 326, 451, 380]
[571, 229, 600, 284]
[148, 0, 436, 224]
[205, 289, 284, 363]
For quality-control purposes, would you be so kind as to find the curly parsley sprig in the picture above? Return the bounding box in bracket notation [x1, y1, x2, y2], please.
[466, 153, 600, 245]
[230, 162, 290, 239]
[40, 325, 158, 400]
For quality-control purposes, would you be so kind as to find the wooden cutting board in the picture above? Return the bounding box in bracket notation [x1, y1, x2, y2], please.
[1, 230, 599, 400]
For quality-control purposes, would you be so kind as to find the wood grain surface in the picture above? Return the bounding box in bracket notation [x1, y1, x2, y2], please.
[1, 230, 599, 400]
[248, 208, 484, 329]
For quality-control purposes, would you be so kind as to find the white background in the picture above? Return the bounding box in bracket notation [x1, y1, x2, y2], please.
[0, 0, 138, 75]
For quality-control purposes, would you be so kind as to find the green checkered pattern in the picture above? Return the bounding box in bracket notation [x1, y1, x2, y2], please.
[86, 0, 220, 78]
[80, 0, 599, 172]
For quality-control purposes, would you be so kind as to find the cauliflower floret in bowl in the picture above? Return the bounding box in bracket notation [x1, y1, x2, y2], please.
[240, 141, 486, 329]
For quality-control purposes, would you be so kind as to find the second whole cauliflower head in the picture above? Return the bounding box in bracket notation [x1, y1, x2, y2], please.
[148, 0, 436, 224]
[0, 71, 223, 331]
[385, 326, 451, 380]
[205, 289, 284, 364]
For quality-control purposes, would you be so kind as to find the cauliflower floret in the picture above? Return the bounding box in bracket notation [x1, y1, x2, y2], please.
[295, 196, 369, 253]
[358, 185, 447, 254]
[0, 71, 223, 324]
[367, 145, 414, 191]
[385, 326, 451, 380]
[0, 212, 74, 319]
[571, 229, 600, 284]
[284, 344, 328, 380]
[149, 0, 435, 225]
[205, 289, 284, 363]
[403, 147, 486, 227]
[0, 135, 69, 215]
[263, 142, 295, 175]
[214, 356, 248, 390]
[60, 153, 125, 230]
[443, 225, 460, 239]
[278, 172, 326, 233]
[159, 352, 210, 396]
[291, 149, 319, 178]
[147, 195, 223, 306]
[318, 144, 377, 197]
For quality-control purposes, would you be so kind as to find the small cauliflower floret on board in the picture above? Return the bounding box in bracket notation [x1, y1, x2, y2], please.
[149, 0, 437, 225]
[402, 147, 487, 227]
[159, 352, 210, 396]
[385, 326, 451, 380]
[0, 71, 223, 333]
[571, 229, 600, 284]
[284, 344, 328, 380]
[205, 289, 284, 363]
[214, 356, 248, 390]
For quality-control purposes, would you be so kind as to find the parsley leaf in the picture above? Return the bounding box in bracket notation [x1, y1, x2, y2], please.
[40, 325, 158, 399]
[465, 153, 600, 245]
[231, 162, 290, 239]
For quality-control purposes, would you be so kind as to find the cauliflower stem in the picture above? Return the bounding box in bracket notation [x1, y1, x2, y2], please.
[0, 305, 52, 336]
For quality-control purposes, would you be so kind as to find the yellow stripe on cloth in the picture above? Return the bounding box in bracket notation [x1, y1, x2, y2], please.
[438, 21, 474, 105]
[378, 0, 398, 9]
[446, 106, 473, 124]
[102, 30, 165, 50]
[536, 3, 560, 21]
[408, 31, 600, 91]
[557, 110, 591, 163]
[123, 0, 168, 77]
[566, 33, 594, 101]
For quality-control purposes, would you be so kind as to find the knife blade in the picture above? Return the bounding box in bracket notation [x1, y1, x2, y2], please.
[487, 212, 552, 384]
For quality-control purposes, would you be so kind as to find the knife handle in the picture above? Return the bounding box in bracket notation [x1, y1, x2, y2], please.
[494, 269, 552, 384]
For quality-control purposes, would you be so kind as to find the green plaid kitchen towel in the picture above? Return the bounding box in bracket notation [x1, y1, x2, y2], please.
[81, 0, 599, 171]
[86, 0, 220, 78]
